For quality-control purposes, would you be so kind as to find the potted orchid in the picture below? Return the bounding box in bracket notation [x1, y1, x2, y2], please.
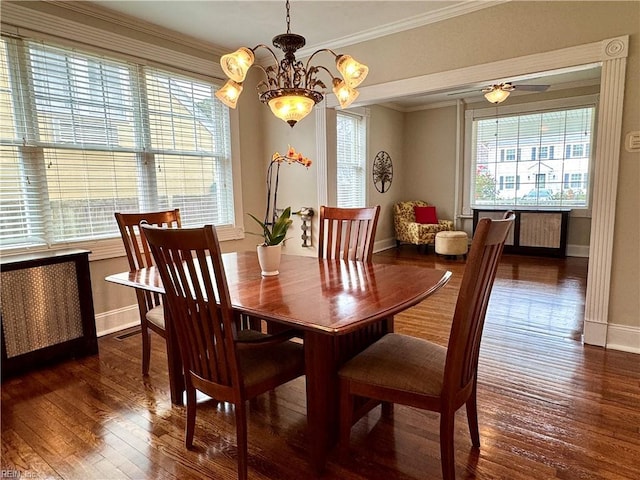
[248, 146, 312, 275]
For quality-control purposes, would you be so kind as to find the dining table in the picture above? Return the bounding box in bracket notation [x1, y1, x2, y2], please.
[106, 251, 451, 470]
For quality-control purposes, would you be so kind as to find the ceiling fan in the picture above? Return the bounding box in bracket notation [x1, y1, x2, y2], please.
[450, 82, 550, 104]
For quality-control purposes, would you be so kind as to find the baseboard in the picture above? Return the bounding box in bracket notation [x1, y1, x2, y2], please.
[374, 237, 397, 253]
[583, 319, 607, 347]
[606, 323, 640, 354]
[567, 244, 590, 257]
[95, 305, 140, 337]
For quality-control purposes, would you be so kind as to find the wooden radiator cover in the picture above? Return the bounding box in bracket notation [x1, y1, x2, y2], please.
[1, 249, 98, 379]
[472, 209, 570, 257]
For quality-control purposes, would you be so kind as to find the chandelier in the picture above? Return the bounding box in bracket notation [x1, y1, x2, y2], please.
[215, 0, 369, 127]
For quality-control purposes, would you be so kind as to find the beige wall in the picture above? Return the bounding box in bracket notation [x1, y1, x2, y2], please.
[367, 105, 406, 242]
[403, 106, 458, 222]
[5, 1, 638, 336]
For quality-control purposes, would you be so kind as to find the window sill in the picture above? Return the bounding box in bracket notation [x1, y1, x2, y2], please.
[1, 226, 246, 262]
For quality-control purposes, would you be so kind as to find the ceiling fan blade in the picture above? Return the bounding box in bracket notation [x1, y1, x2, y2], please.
[514, 84, 550, 92]
[447, 89, 481, 96]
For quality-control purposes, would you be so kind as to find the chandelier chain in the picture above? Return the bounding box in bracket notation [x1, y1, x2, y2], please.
[286, 0, 291, 33]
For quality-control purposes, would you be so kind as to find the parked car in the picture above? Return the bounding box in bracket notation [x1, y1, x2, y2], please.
[521, 188, 554, 200]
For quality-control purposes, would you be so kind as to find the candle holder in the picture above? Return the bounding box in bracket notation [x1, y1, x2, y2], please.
[298, 207, 314, 247]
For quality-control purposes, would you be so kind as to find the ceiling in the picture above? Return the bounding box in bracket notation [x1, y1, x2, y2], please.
[88, 1, 601, 108]
[90, 1, 483, 54]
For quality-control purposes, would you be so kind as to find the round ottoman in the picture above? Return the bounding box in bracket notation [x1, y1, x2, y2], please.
[435, 231, 468, 257]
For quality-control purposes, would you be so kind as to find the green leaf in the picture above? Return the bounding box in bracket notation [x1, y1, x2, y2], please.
[247, 207, 292, 246]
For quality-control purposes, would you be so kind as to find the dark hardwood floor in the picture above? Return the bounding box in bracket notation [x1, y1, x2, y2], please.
[2, 247, 639, 479]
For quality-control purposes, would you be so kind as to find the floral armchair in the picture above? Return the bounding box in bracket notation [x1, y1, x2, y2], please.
[394, 200, 454, 247]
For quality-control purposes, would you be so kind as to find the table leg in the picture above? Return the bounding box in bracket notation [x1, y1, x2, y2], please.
[304, 331, 338, 471]
[304, 317, 394, 471]
[164, 303, 185, 405]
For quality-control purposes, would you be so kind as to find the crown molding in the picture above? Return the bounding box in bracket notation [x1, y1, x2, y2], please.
[45, 0, 227, 57]
[297, 0, 509, 57]
[1, 1, 225, 79]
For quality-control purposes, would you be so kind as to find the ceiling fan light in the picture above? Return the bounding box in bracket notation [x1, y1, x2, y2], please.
[484, 88, 511, 104]
[332, 79, 359, 108]
[215, 79, 243, 108]
[336, 55, 369, 88]
[267, 94, 316, 127]
[220, 47, 255, 82]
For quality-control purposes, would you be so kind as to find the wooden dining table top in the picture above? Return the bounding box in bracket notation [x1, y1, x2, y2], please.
[106, 251, 452, 335]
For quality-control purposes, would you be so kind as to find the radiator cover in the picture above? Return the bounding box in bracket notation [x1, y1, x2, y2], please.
[1, 249, 98, 378]
[473, 209, 570, 257]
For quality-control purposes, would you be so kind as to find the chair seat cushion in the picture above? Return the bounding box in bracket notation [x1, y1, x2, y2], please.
[145, 305, 165, 329]
[239, 336, 304, 388]
[339, 333, 446, 396]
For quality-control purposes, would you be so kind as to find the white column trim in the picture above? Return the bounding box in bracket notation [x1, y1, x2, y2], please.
[583, 39, 628, 346]
[315, 101, 329, 208]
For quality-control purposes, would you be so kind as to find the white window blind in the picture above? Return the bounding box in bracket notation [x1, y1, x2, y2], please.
[472, 106, 594, 208]
[336, 111, 366, 208]
[0, 36, 233, 250]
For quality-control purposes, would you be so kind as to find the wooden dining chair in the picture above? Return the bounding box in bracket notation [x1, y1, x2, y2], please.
[115, 210, 181, 375]
[141, 223, 305, 480]
[338, 212, 515, 480]
[318, 205, 381, 262]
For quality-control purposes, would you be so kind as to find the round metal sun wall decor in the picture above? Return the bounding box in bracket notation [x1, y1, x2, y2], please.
[372, 151, 393, 193]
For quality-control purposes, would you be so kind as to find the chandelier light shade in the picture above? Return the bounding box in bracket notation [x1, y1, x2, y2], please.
[220, 47, 255, 82]
[216, 80, 244, 108]
[483, 83, 515, 104]
[215, 0, 369, 127]
[336, 55, 369, 88]
[332, 79, 359, 108]
[266, 91, 317, 125]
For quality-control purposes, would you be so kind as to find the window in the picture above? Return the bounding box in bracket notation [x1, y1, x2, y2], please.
[570, 173, 582, 188]
[469, 103, 595, 208]
[0, 36, 234, 251]
[505, 176, 516, 189]
[539, 146, 549, 159]
[506, 148, 516, 161]
[566, 143, 585, 158]
[336, 110, 366, 207]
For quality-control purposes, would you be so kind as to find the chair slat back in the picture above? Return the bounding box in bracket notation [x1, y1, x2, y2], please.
[318, 206, 380, 262]
[115, 210, 182, 270]
[443, 212, 515, 397]
[115, 210, 182, 313]
[142, 224, 240, 391]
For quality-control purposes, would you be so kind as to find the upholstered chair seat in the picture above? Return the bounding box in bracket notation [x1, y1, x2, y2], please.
[145, 305, 165, 329]
[339, 333, 446, 396]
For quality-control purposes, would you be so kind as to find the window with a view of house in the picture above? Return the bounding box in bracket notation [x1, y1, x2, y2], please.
[0, 36, 234, 251]
[336, 110, 367, 208]
[469, 103, 595, 209]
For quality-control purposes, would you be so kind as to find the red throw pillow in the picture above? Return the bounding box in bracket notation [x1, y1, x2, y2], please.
[414, 205, 438, 224]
